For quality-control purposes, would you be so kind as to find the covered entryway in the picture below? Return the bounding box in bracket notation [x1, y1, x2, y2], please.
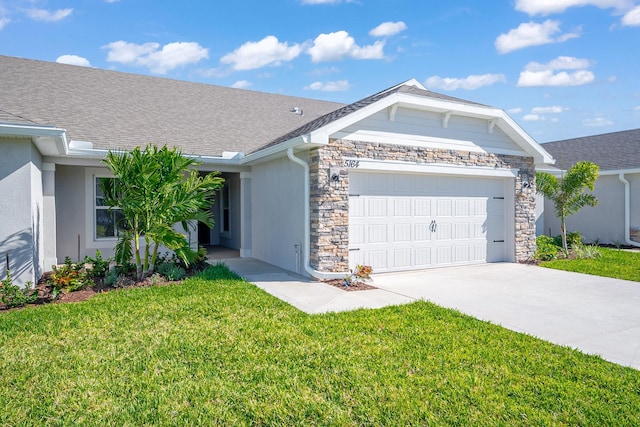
[348, 171, 512, 272]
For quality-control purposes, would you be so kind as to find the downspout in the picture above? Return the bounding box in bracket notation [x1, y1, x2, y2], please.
[618, 173, 640, 247]
[287, 148, 351, 280]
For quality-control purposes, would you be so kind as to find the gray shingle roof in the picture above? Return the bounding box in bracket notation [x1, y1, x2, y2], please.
[0, 55, 343, 156]
[253, 83, 489, 153]
[542, 128, 640, 171]
[1, 55, 495, 158]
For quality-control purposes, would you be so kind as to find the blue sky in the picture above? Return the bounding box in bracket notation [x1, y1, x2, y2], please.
[1, 0, 638, 142]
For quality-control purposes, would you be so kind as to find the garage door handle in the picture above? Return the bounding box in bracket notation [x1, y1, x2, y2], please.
[349, 248, 361, 252]
[493, 240, 505, 243]
[429, 220, 437, 232]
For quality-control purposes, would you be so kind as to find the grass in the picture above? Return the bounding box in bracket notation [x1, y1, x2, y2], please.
[2, 264, 640, 426]
[541, 247, 640, 282]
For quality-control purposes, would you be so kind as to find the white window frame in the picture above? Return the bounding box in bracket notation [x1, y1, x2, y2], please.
[85, 168, 120, 249]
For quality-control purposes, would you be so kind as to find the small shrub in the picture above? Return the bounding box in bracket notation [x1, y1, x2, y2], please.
[535, 235, 560, 261]
[573, 244, 602, 260]
[83, 250, 111, 279]
[48, 257, 92, 292]
[0, 270, 37, 309]
[157, 263, 186, 281]
[553, 232, 583, 248]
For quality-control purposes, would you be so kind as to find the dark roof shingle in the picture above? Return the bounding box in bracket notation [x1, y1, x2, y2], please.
[542, 128, 640, 171]
[0, 55, 343, 156]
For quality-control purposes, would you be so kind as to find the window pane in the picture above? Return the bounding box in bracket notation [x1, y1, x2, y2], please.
[95, 177, 112, 207]
[96, 208, 116, 238]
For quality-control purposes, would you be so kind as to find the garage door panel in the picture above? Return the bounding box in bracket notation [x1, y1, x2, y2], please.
[393, 249, 412, 268]
[368, 224, 388, 243]
[436, 199, 452, 216]
[367, 198, 388, 217]
[394, 198, 412, 216]
[414, 248, 431, 266]
[393, 223, 411, 242]
[454, 223, 470, 239]
[349, 172, 509, 273]
[454, 199, 470, 216]
[350, 197, 365, 217]
[349, 224, 365, 245]
[367, 250, 388, 269]
[414, 199, 431, 216]
[414, 223, 430, 241]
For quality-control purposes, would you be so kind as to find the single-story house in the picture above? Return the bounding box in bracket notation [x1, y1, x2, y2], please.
[539, 129, 640, 247]
[0, 55, 553, 286]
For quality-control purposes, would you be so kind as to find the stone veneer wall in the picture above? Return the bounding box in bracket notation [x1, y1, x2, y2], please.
[308, 139, 537, 272]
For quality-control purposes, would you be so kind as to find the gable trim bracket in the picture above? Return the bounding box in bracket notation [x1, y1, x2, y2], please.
[488, 119, 497, 134]
[442, 111, 452, 128]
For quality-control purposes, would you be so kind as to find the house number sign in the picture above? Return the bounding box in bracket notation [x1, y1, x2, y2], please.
[343, 159, 360, 168]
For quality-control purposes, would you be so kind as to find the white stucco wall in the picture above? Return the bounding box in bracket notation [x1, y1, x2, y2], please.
[56, 165, 92, 261]
[250, 155, 306, 274]
[542, 174, 628, 244]
[0, 137, 43, 286]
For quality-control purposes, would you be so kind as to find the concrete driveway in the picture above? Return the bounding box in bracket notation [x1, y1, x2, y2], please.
[221, 258, 640, 370]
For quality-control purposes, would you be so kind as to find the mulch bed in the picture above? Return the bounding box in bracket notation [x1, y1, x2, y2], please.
[323, 278, 377, 292]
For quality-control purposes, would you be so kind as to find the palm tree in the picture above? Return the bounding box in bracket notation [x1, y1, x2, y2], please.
[101, 145, 224, 279]
[536, 161, 599, 251]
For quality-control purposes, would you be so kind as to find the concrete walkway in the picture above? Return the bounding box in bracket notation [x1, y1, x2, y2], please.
[219, 258, 640, 370]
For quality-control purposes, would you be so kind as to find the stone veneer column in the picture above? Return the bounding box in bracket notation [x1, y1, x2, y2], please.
[308, 147, 350, 272]
[308, 139, 538, 272]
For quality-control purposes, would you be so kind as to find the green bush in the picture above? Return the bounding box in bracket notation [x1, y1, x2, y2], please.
[552, 231, 583, 248]
[47, 257, 92, 293]
[0, 270, 37, 308]
[157, 263, 186, 281]
[83, 250, 111, 279]
[535, 235, 560, 261]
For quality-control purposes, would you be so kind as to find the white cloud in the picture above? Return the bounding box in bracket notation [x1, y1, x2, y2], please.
[583, 116, 614, 126]
[515, 0, 632, 15]
[425, 73, 506, 91]
[517, 56, 595, 86]
[523, 114, 542, 121]
[0, 17, 9, 29]
[305, 80, 350, 91]
[369, 21, 407, 37]
[25, 8, 73, 22]
[526, 56, 594, 71]
[495, 20, 579, 54]
[531, 105, 567, 113]
[221, 36, 302, 70]
[622, 6, 640, 25]
[508, 107, 523, 114]
[634, 106, 640, 114]
[231, 80, 252, 89]
[103, 41, 209, 74]
[307, 31, 385, 62]
[518, 69, 595, 86]
[56, 55, 91, 67]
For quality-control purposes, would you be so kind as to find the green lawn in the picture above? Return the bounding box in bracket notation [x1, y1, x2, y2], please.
[2, 264, 639, 426]
[541, 247, 640, 282]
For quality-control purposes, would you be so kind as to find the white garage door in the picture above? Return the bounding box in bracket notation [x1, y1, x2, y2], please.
[349, 172, 508, 273]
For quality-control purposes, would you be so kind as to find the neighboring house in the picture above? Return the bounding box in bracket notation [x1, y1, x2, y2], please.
[0, 55, 553, 286]
[539, 129, 640, 247]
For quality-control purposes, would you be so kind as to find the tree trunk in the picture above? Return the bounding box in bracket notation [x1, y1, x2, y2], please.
[560, 217, 568, 252]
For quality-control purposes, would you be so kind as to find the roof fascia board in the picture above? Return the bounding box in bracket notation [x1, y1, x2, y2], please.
[0, 123, 68, 155]
[241, 135, 323, 165]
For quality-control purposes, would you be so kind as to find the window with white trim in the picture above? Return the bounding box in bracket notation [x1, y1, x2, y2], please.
[94, 177, 124, 239]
